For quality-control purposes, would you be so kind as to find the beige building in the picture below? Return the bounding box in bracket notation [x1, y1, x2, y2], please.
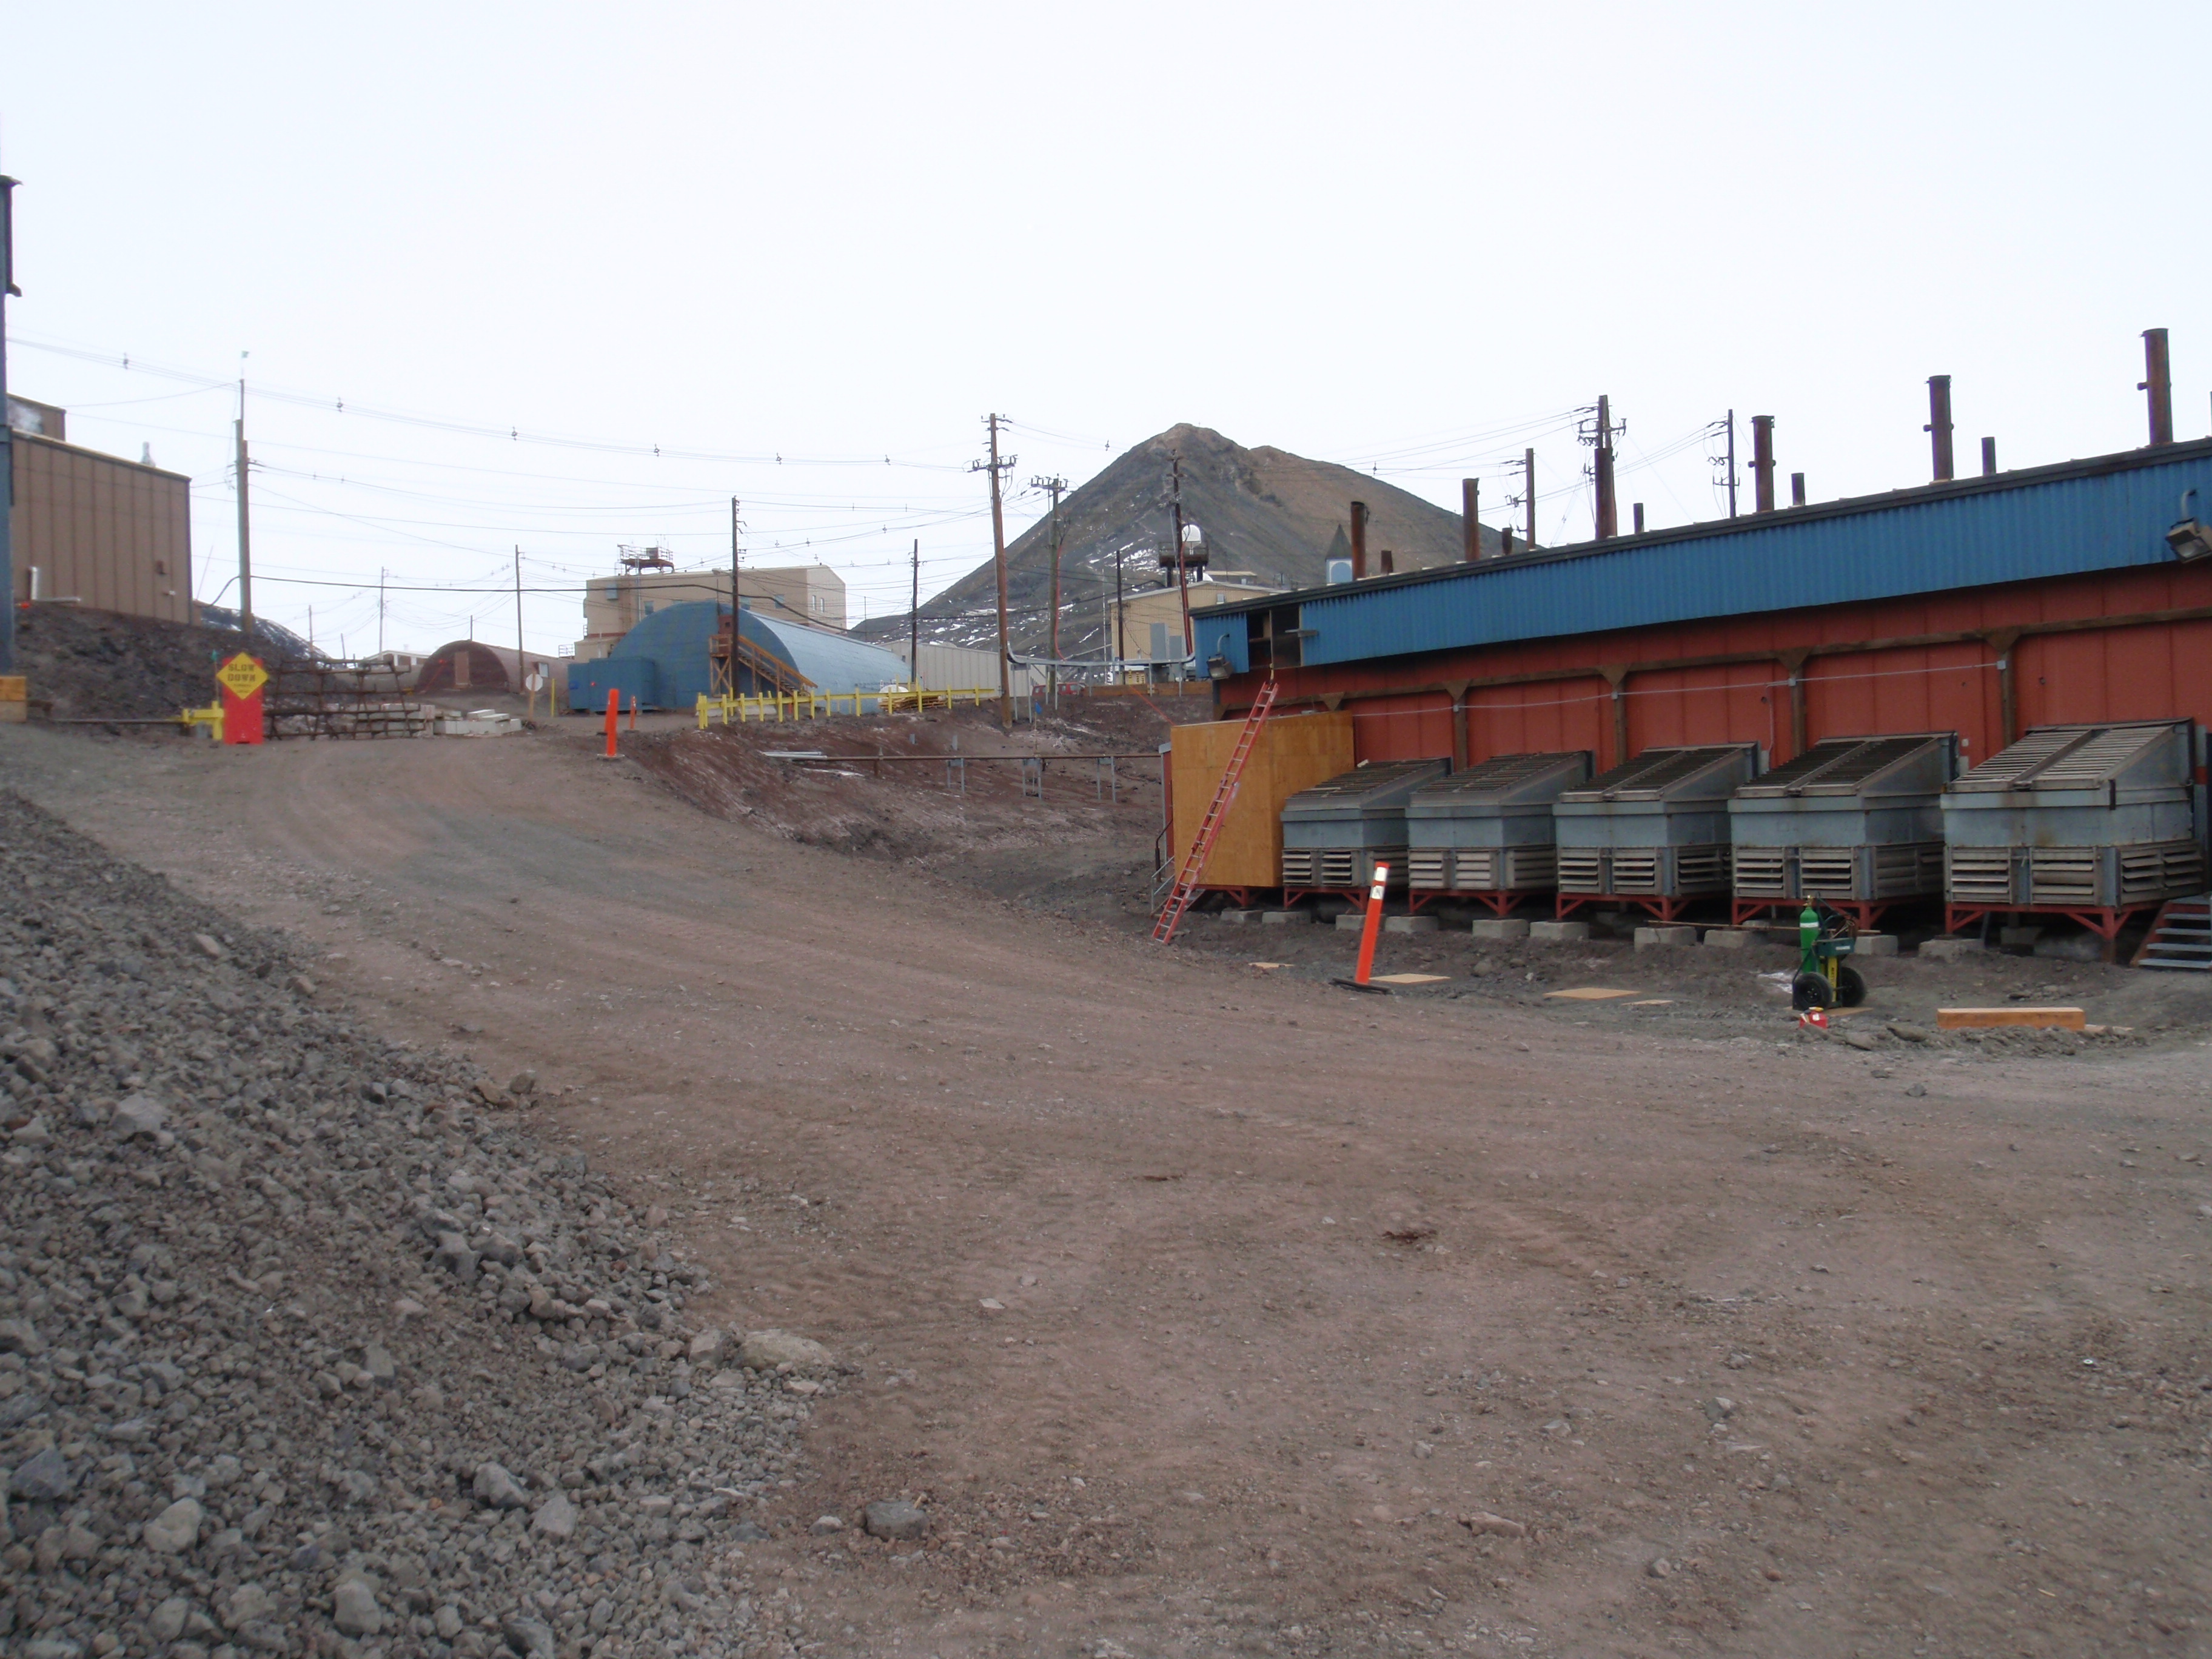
[7, 398, 194, 623]
[1108, 575, 1280, 674]
[572, 562, 845, 660]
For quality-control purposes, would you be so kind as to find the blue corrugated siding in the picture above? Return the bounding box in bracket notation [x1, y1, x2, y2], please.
[1242, 446, 2212, 672]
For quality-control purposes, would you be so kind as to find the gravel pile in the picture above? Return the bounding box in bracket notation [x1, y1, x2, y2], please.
[0, 793, 843, 1659]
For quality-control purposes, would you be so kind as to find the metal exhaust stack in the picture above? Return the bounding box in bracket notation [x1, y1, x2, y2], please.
[1981, 437, 1997, 477]
[1926, 376, 1955, 481]
[1350, 500, 1368, 580]
[1751, 416, 1776, 514]
[1790, 472, 1806, 508]
[1461, 478, 1480, 561]
[2142, 329, 2174, 447]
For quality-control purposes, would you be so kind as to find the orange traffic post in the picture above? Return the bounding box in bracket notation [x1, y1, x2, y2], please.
[1353, 862, 1390, 985]
[602, 686, 620, 759]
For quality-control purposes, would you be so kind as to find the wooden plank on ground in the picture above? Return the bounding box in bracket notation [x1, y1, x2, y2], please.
[1935, 1007, 2087, 1031]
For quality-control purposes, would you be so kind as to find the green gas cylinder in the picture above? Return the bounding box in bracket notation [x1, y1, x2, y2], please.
[1798, 902, 1820, 973]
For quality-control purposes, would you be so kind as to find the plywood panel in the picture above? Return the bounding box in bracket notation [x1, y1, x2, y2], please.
[1171, 711, 1354, 888]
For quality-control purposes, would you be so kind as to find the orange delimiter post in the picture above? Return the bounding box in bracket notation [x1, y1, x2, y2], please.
[603, 687, 620, 759]
[1353, 862, 1389, 985]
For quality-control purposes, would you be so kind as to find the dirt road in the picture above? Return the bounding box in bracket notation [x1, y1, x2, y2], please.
[7, 719, 2212, 1659]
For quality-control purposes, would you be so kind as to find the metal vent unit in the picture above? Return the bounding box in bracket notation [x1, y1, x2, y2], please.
[1940, 720, 2203, 925]
[1403, 751, 1590, 908]
[1279, 759, 1452, 895]
[1727, 732, 1957, 923]
[1552, 744, 1760, 919]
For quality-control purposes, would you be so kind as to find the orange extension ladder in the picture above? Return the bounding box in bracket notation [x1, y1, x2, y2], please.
[1151, 676, 1278, 945]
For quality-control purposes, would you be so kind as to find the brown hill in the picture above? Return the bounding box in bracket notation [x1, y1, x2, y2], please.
[853, 423, 1501, 657]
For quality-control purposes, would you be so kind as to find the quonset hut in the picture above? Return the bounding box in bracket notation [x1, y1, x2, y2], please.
[565, 601, 904, 713]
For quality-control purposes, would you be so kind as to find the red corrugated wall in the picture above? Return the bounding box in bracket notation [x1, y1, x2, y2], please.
[1236, 561, 2212, 773]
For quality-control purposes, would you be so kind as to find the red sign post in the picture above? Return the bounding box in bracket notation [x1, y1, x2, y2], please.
[216, 653, 269, 745]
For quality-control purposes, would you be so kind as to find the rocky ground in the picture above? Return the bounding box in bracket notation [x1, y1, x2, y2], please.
[0, 792, 855, 1659]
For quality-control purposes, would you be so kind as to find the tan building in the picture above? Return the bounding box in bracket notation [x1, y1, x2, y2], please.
[7, 398, 193, 623]
[573, 562, 845, 659]
[1108, 575, 1281, 674]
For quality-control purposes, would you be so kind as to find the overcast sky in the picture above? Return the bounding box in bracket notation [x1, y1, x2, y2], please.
[5, 2, 2205, 657]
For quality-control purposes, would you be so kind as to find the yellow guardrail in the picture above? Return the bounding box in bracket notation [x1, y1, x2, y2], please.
[695, 688, 1005, 728]
[180, 703, 225, 739]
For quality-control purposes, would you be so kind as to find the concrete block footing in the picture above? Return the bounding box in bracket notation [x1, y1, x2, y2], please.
[1334, 911, 1369, 931]
[1261, 911, 1311, 926]
[1471, 918, 1532, 940]
[1218, 910, 1267, 925]
[1383, 916, 1438, 935]
[1529, 920, 1591, 942]
[1702, 928, 1754, 948]
[1919, 937, 1983, 960]
[1634, 925, 1699, 950]
[1998, 925, 2044, 948]
[1854, 933, 1899, 957]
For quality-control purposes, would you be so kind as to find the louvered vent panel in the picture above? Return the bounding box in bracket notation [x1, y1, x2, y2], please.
[1279, 850, 1314, 887]
[1676, 845, 1732, 894]
[1733, 850, 1791, 898]
[2028, 847, 2099, 905]
[1406, 850, 1449, 890]
[1610, 851, 1661, 892]
[1946, 848, 2014, 903]
[1502, 846, 1555, 888]
[1951, 728, 2086, 791]
[1558, 849, 1607, 893]
[1799, 850, 1858, 896]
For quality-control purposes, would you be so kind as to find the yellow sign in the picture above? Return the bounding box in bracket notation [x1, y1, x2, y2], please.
[216, 654, 269, 699]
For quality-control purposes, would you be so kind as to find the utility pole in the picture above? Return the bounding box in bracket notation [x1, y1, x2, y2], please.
[1030, 473, 1067, 704]
[0, 172, 17, 675]
[1523, 449, 1537, 551]
[1723, 412, 1739, 518]
[1590, 395, 1619, 540]
[729, 496, 742, 694]
[377, 569, 386, 656]
[908, 538, 920, 691]
[970, 414, 1016, 730]
[513, 546, 525, 697]
[1169, 453, 1192, 671]
[1114, 543, 1126, 675]
[235, 365, 254, 643]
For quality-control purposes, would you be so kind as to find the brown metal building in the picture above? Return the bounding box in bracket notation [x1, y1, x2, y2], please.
[7, 428, 195, 623]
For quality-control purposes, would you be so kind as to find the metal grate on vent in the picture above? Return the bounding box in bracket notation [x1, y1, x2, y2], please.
[1501, 846, 1556, 890]
[1734, 850, 1791, 897]
[1280, 849, 1314, 887]
[1319, 849, 1357, 888]
[1870, 842, 1945, 899]
[1946, 847, 2015, 903]
[1798, 849, 1858, 896]
[2120, 840, 2206, 904]
[2034, 726, 2173, 791]
[1951, 728, 2090, 791]
[1610, 850, 1661, 892]
[2028, 847, 2099, 905]
[1558, 849, 1607, 893]
[1451, 849, 1498, 890]
[1407, 850, 1449, 890]
[1677, 845, 1732, 894]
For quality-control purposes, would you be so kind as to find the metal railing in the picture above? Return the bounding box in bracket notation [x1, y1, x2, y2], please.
[696, 688, 1011, 727]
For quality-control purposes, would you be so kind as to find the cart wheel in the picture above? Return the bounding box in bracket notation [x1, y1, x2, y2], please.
[1835, 964, 1867, 1008]
[1792, 971, 1835, 1011]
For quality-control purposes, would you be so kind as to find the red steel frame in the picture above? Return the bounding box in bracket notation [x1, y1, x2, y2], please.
[1555, 892, 1705, 923]
[1940, 902, 2159, 962]
[1405, 888, 1549, 917]
[1731, 897, 1899, 930]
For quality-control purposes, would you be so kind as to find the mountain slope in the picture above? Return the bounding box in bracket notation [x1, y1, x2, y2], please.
[854, 423, 1502, 657]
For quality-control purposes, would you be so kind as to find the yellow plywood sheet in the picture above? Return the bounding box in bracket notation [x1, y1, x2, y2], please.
[1542, 987, 1640, 1000]
[1936, 1006, 2086, 1031]
[1371, 973, 1449, 985]
[1170, 711, 1355, 889]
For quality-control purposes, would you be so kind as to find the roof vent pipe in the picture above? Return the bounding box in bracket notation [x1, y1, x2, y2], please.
[2142, 328, 2174, 447]
[1925, 376, 1954, 481]
[1981, 437, 1998, 477]
[1461, 478, 1481, 562]
[1349, 500, 1368, 580]
[1750, 416, 1776, 513]
[1790, 472, 1806, 508]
